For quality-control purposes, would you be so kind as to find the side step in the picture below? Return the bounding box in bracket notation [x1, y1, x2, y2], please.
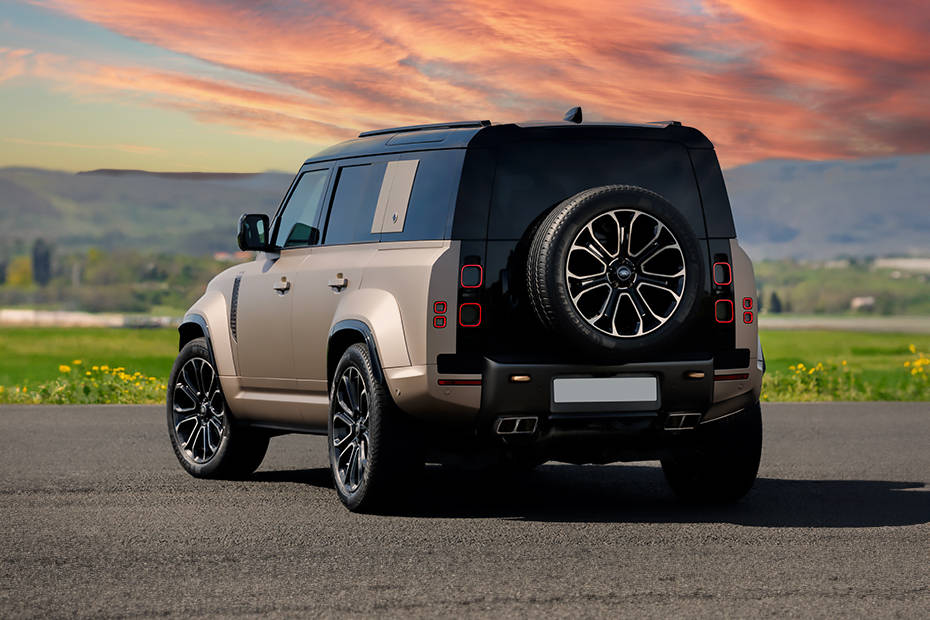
[664, 412, 702, 430]
[494, 416, 539, 435]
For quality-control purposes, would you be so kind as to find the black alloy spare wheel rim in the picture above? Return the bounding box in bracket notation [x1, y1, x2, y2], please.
[565, 208, 686, 337]
[173, 357, 226, 464]
[331, 366, 370, 494]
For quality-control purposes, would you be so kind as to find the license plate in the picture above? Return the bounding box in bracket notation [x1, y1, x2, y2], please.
[552, 376, 658, 404]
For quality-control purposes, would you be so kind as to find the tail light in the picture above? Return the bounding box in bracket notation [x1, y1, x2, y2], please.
[715, 299, 734, 324]
[713, 262, 732, 286]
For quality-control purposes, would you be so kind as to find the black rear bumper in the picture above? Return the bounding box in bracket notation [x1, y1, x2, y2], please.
[474, 356, 733, 462]
[480, 356, 715, 420]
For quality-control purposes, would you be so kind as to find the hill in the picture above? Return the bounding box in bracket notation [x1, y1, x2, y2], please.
[0, 167, 291, 255]
[725, 154, 930, 259]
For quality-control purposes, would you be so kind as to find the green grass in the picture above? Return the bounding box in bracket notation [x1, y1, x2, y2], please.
[0, 327, 926, 403]
[0, 327, 177, 388]
[760, 330, 929, 398]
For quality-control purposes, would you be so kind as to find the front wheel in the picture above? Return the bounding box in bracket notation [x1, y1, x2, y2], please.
[661, 401, 763, 503]
[167, 337, 268, 479]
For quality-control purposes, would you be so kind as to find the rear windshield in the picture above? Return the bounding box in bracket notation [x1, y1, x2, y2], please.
[488, 139, 706, 239]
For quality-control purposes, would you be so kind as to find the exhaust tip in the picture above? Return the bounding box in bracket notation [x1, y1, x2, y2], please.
[495, 416, 538, 435]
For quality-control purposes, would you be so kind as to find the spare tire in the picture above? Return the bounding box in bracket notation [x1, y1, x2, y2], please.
[526, 185, 703, 355]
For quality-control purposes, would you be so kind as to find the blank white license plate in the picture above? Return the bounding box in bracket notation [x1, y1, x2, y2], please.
[552, 376, 658, 404]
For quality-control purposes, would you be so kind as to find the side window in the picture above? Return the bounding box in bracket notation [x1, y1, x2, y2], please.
[274, 169, 330, 248]
[323, 162, 386, 245]
[384, 149, 464, 241]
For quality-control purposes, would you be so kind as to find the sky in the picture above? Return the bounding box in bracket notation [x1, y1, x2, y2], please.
[0, 0, 928, 172]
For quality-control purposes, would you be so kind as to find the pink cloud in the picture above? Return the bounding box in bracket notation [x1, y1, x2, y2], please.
[22, 0, 930, 165]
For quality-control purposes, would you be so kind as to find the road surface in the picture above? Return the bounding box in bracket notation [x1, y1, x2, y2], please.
[1, 403, 928, 617]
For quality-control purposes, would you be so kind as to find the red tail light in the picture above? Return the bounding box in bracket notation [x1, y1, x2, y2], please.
[713, 262, 732, 286]
[458, 302, 482, 327]
[715, 299, 734, 324]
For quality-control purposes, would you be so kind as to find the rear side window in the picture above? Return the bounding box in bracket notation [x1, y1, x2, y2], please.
[274, 168, 330, 248]
[381, 149, 464, 241]
[488, 140, 706, 239]
[323, 162, 387, 245]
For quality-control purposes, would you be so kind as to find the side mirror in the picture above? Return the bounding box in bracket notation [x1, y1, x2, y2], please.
[237, 213, 272, 251]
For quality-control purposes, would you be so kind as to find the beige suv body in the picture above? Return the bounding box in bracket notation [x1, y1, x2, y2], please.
[169, 117, 764, 510]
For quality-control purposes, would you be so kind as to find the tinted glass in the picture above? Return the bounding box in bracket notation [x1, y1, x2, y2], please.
[489, 140, 706, 239]
[274, 169, 329, 248]
[385, 149, 464, 241]
[323, 163, 386, 245]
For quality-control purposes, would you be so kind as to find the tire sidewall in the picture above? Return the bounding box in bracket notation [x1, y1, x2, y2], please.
[534, 186, 704, 355]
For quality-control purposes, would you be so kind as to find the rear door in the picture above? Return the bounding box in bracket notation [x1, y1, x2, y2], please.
[290, 159, 390, 424]
[235, 166, 331, 388]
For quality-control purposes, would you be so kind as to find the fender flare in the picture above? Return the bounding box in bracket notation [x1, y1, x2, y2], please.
[327, 319, 384, 386]
[178, 313, 217, 366]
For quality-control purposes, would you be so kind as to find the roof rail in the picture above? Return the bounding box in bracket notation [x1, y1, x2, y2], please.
[358, 120, 491, 138]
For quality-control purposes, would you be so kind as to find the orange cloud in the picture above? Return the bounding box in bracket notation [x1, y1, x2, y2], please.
[24, 0, 930, 166]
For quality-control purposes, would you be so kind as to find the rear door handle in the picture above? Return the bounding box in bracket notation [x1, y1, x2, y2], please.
[272, 277, 291, 293]
[328, 274, 348, 292]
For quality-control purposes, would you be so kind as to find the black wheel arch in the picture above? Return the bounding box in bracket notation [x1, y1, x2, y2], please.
[327, 320, 384, 389]
[178, 313, 217, 366]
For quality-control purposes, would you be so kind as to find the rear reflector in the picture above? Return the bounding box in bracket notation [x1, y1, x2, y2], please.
[438, 379, 482, 386]
[433, 300, 447, 314]
[713, 262, 732, 286]
[743, 311, 753, 324]
[715, 299, 734, 323]
[433, 316, 446, 328]
[742, 297, 753, 310]
[714, 373, 749, 381]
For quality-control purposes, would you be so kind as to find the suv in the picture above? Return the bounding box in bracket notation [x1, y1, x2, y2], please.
[168, 111, 764, 512]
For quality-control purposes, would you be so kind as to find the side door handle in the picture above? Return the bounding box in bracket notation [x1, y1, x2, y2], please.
[327, 273, 348, 292]
[272, 276, 291, 293]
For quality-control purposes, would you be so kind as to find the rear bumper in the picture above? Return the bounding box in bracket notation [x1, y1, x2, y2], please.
[480, 356, 715, 421]
[473, 356, 755, 462]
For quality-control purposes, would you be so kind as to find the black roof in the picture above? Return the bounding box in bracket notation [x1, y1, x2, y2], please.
[305, 120, 713, 165]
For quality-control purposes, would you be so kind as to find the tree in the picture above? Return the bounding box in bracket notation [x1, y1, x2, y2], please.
[6, 256, 32, 287]
[768, 291, 783, 314]
[32, 238, 52, 286]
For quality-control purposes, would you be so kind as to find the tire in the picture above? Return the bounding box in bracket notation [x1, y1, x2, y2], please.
[328, 343, 422, 512]
[526, 185, 704, 356]
[661, 401, 763, 503]
[167, 337, 268, 479]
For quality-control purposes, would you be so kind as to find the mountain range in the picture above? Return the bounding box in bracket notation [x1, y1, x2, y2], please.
[1, 153, 928, 259]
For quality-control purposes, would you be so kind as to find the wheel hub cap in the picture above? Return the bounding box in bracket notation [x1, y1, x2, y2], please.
[171, 357, 226, 464]
[565, 208, 687, 338]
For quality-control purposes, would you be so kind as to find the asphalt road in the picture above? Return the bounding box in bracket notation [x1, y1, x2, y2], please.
[1, 403, 928, 618]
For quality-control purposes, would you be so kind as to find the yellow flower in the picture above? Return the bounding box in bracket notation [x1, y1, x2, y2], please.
[72, 359, 82, 365]
[85, 371, 91, 376]
[909, 344, 917, 354]
[808, 368, 816, 375]
[904, 361, 911, 367]
[100, 365, 109, 371]
[789, 365, 796, 371]
[841, 360, 847, 366]
[0, 386, 4, 393]
[92, 365, 99, 371]
[59, 365, 71, 373]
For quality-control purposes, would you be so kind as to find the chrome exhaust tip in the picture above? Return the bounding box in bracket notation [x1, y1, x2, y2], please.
[494, 416, 539, 435]
[664, 412, 702, 430]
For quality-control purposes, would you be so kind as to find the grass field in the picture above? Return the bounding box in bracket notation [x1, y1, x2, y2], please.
[0, 327, 177, 388]
[0, 327, 927, 402]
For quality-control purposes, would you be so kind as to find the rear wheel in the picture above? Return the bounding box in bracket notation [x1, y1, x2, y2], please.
[661, 401, 763, 503]
[167, 337, 268, 479]
[328, 343, 422, 512]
